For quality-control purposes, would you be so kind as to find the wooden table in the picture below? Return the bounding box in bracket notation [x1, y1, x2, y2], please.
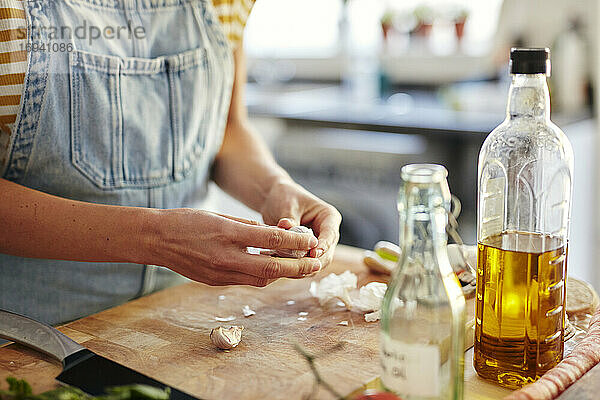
[0, 245, 584, 399]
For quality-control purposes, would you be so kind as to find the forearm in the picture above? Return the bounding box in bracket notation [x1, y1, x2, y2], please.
[211, 45, 296, 212]
[0, 178, 159, 264]
[212, 122, 293, 211]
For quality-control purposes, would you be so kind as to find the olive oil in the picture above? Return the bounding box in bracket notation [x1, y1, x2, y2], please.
[474, 231, 567, 389]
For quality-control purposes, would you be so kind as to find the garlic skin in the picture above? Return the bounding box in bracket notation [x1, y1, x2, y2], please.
[214, 315, 236, 322]
[242, 305, 255, 317]
[210, 326, 244, 350]
[352, 282, 387, 313]
[309, 271, 357, 307]
[364, 310, 381, 323]
[309, 271, 387, 323]
[275, 226, 314, 258]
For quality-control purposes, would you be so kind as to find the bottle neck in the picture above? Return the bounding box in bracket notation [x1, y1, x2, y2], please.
[399, 198, 448, 272]
[506, 74, 550, 120]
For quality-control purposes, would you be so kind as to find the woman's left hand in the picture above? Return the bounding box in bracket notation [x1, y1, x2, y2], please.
[260, 180, 342, 270]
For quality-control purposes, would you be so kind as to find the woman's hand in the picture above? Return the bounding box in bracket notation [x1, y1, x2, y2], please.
[260, 180, 342, 270]
[149, 209, 322, 287]
[211, 47, 340, 272]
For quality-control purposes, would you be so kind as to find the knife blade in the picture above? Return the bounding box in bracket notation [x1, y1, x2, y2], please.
[0, 310, 198, 400]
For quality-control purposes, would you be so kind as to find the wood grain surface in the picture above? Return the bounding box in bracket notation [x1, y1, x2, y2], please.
[0, 245, 519, 400]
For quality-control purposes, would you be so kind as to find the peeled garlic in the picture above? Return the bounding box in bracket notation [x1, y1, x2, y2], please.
[210, 326, 244, 350]
[275, 226, 314, 258]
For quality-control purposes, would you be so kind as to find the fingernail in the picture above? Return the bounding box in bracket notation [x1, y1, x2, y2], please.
[312, 260, 322, 272]
[309, 236, 318, 248]
[278, 219, 291, 228]
[315, 249, 324, 258]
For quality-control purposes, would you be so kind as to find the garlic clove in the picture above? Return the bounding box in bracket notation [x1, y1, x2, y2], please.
[275, 248, 309, 258]
[210, 326, 244, 350]
[275, 226, 314, 258]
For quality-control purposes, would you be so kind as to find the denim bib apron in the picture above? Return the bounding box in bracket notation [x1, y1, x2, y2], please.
[0, 0, 234, 325]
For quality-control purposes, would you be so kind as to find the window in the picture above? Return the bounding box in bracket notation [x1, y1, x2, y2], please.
[244, 0, 504, 58]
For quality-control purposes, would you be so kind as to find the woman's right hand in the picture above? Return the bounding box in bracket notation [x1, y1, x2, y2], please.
[149, 209, 322, 287]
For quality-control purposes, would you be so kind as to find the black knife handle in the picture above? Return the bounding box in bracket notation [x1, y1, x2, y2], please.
[0, 309, 83, 362]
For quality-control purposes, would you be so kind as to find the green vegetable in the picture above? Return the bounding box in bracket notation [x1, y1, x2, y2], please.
[1, 377, 32, 400]
[104, 385, 169, 400]
[0, 378, 170, 400]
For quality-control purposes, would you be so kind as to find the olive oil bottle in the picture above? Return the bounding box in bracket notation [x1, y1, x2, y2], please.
[475, 49, 573, 389]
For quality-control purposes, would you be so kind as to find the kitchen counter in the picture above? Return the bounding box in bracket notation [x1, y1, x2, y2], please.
[246, 84, 503, 138]
[246, 83, 590, 138]
[0, 246, 595, 399]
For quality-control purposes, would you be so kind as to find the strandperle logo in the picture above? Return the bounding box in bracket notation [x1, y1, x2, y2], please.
[15, 19, 147, 46]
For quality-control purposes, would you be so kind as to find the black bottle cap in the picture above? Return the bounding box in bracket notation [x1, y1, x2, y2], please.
[510, 48, 551, 76]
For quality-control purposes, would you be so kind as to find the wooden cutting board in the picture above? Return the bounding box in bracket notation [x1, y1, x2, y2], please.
[0, 246, 484, 400]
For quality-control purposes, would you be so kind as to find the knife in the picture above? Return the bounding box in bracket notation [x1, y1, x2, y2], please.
[0, 310, 198, 400]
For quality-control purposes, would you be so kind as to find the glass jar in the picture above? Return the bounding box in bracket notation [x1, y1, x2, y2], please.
[380, 164, 465, 400]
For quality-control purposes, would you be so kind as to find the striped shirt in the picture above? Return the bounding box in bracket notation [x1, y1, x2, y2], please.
[0, 0, 254, 171]
[212, 0, 255, 44]
[0, 0, 26, 168]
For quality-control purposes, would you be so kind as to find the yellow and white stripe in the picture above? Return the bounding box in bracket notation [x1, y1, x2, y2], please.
[0, 0, 27, 169]
[212, 0, 255, 45]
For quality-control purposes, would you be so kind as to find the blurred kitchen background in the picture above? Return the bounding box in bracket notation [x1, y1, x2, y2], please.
[205, 0, 600, 290]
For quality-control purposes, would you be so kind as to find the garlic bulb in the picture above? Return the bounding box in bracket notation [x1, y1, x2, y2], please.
[275, 226, 314, 258]
[210, 326, 244, 350]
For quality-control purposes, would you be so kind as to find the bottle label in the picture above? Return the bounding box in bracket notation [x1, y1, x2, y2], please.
[380, 333, 441, 397]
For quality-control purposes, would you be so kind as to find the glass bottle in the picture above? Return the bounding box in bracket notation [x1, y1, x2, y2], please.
[475, 48, 574, 389]
[380, 164, 466, 400]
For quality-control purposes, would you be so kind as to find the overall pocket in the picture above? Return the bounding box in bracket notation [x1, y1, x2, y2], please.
[69, 47, 209, 189]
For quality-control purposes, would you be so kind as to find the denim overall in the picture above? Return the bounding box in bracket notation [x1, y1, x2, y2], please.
[0, 0, 234, 325]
